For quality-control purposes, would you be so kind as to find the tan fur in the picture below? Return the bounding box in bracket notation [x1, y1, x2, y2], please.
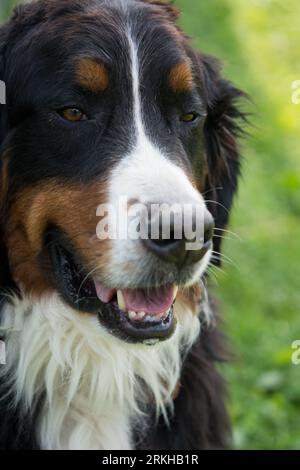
[5, 180, 111, 297]
[177, 284, 202, 315]
[169, 63, 194, 93]
[76, 58, 109, 93]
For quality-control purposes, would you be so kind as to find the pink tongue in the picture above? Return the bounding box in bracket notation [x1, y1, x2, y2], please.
[94, 282, 175, 315]
[123, 285, 174, 315]
[95, 284, 116, 304]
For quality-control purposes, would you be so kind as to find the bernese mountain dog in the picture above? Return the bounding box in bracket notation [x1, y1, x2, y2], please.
[0, 0, 245, 450]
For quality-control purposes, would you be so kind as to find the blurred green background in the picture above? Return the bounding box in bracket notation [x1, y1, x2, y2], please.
[1, 0, 300, 450]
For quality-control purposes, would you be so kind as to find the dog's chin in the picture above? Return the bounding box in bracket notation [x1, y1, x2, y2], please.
[46, 229, 207, 345]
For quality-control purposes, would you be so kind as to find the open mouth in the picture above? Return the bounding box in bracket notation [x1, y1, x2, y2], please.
[47, 230, 178, 344]
[95, 283, 178, 344]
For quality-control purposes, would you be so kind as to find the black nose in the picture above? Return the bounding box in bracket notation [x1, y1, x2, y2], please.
[142, 209, 214, 267]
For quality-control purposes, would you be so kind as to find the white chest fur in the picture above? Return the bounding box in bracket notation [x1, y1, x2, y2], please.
[0, 294, 200, 450]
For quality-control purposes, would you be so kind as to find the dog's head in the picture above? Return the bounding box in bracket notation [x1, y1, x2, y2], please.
[0, 0, 245, 344]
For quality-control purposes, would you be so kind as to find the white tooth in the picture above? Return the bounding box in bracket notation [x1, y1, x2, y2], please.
[145, 315, 153, 322]
[172, 286, 179, 301]
[143, 339, 160, 346]
[159, 309, 169, 321]
[117, 290, 126, 311]
[128, 311, 137, 320]
[137, 311, 145, 319]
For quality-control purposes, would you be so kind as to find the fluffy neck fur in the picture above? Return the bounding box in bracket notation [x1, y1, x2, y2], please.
[0, 294, 200, 450]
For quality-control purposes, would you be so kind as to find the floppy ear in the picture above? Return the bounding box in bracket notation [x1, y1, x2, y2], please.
[191, 52, 247, 264]
[0, 23, 12, 299]
[0, 3, 49, 299]
[0, 23, 8, 145]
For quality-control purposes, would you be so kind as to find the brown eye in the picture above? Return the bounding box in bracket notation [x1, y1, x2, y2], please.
[181, 112, 198, 123]
[60, 107, 87, 122]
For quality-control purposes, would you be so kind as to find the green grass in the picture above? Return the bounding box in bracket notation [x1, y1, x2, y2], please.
[177, 0, 300, 450]
[1, 0, 300, 450]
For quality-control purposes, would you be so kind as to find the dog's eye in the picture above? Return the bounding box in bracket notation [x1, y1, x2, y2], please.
[180, 112, 199, 123]
[59, 107, 88, 122]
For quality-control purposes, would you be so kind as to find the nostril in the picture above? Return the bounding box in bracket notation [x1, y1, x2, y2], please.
[146, 224, 182, 250]
[142, 204, 215, 266]
[146, 239, 183, 263]
[150, 237, 180, 249]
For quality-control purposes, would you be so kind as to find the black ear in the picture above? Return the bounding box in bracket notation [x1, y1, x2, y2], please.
[0, 23, 12, 299]
[191, 52, 248, 264]
[0, 23, 8, 147]
[0, 31, 7, 296]
[0, 3, 47, 300]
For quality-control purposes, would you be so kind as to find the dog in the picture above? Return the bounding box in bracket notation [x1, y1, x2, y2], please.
[0, 0, 245, 450]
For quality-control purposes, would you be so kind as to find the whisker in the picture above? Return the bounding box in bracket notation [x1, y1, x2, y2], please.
[199, 279, 213, 325]
[214, 227, 241, 240]
[213, 234, 239, 242]
[201, 186, 224, 197]
[204, 200, 230, 215]
[209, 262, 227, 275]
[207, 266, 219, 286]
[211, 251, 240, 272]
[76, 265, 100, 300]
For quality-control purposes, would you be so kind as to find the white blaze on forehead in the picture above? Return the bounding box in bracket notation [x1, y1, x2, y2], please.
[104, 31, 212, 286]
[128, 33, 144, 143]
[110, 31, 204, 206]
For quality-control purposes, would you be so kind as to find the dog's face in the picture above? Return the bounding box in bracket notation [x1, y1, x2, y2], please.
[0, 0, 243, 344]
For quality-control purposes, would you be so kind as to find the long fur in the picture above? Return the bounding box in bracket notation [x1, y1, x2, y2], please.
[0, 293, 200, 449]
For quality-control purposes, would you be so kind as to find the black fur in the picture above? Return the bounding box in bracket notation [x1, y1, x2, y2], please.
[139, 317, 231, 450]
[0, 0, 246, 450]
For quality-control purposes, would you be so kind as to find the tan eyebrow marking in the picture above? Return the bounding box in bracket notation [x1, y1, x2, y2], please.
[168, 62, 194, 93]
[76, 58, 109, 93]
